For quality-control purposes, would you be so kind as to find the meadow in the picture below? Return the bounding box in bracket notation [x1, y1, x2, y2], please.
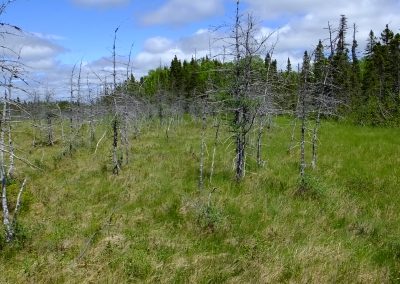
[0, 117, 399, 283]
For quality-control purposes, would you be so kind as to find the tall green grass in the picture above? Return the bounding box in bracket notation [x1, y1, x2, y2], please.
[0, 117, 399, 283]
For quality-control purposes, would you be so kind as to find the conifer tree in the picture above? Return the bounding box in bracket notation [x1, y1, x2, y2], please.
[170, 55, 183, 94]
[298, 51, 312, 187]
[332, 15, 352, 112]
[350, 23, 361, 110]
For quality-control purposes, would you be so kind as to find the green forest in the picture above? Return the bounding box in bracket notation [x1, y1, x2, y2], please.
[123, 17, 400, 127]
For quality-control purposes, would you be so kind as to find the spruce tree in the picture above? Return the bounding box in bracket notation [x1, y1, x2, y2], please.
[350, 23, 361, 112]
[314, 40, 326, 84]
[332, 15, 352, 113]
[170, 55, 183, 95]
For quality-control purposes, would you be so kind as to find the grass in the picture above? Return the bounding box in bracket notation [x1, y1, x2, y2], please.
[0, 116, 399, 283]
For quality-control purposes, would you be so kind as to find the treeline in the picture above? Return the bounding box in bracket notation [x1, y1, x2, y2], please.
[123, 17, 399, 126]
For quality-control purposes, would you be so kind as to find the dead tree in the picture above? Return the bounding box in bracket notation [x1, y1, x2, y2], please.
[112, 112, 119, 174]
[0, 0, 31, 242]
[198, 98, 207, 191]
[76, 60, 83, 125]
[69, 64, 76, 154]
[288, 94, 300, 154]
[256, 113, 272, 168]
[298, 51, 312, 190]
[1, 76, 28, 243]
[310, 23, 340, 169]
[209, 117, 220, 184]
[43, 89, 56, 146]
[56, 103, 65, 145]
[5, 76, 15, 177]
[119, 100, 130, 166]
[46, 112, 54, 146]
[86, 74, 96, 145]
[227, 0, 273, 181]
[111, 27, 121, 175]
[255, 49, 278, 168]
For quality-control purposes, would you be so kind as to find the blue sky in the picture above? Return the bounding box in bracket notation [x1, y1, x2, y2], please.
[3, 0, 237, 64]
[1, 0, 399, 99]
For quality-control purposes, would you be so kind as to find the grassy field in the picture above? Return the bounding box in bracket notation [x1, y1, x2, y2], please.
[0, 116, 399, 283]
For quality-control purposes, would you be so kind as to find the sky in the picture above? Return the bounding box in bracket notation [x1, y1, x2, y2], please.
[1, 0, 400, 100]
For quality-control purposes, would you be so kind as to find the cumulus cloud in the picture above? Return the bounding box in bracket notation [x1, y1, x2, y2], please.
[71, 0, 130, 8]
[236, 0, 400, 70]
[128, 28, 234, 78]
[178, 31, 210, 54]
[143, 37, 173, 53]
[1, 28, 66, 71]
[141, 0, 224, 26]
[8, 0, 400, 100]
[132, 48, 184, 76]
[31, 32, 66, 41]
[0, 25, 68, 100]
[135, 0, 400, 73]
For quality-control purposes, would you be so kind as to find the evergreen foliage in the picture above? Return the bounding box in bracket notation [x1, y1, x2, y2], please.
[121, 19, 399, 126]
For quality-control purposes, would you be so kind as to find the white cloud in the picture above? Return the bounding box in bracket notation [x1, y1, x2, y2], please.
[7, 0, 400, 100]
[129, 29, 233, 78]
[143, 37, 173, 53]
[31, 32, 66, 41]
[25, 58, 59, 70]
[237, 0, 400, 69]
[20, 45, 59, 60]
[131, 48, 184, 78]
[141, 0, 224, 26]
[1, 28, 66, 70]
[178, 29, 214, 54]
[0, 26, 68, 99]
[72, 0, 130, 8]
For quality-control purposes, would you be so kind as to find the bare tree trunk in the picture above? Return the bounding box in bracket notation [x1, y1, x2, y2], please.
[56, 103, 65, 145]
[126, 43, 134, 93]
[113, 27, 118, 91]
[6, 81, 14, 178]
[198, 102, 206, 191]
[234, 0, 246, 181]
[311, 105, 321, 169]
[231, 1, 263, 181]
[120, 106, 129, 165]
[47, 114, 54, 146]
[1, 173, 12, 242]
[158, 92, 163, 126]
[86, 75, 96, 146]
[112, 114, 120, 175]
[209, 118, 220, 184]
[165, 118, 172, 141]
[89, 118, 95, 144]
[256, 117, 264, 167]
[12, 178, 27, 228]
[288, 94, 300, 154]
[77, 60, 83, 125]
[7, 123, 14, 178]
[235, 131, 246, 181]
[299, 57, 310, 190]
[112, 27, 121, 175]
[298, 51, 313, 191]
[256, 114, 272, 167]
[299, 94, 306, 187]
[1, 90, 12, 242]
[69, 64, 76, 154]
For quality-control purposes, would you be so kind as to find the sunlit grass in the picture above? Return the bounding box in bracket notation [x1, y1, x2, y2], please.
[0, 116, 399, 283]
